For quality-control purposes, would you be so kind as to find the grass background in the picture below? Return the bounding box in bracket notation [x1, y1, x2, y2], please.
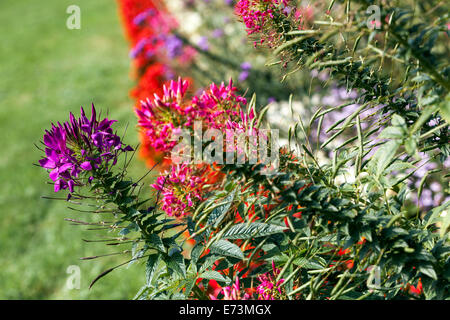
[0, 0, 150, 299]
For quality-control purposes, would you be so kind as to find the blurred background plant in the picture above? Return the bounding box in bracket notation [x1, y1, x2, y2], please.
[2, 0, 448, 299]
[0, 0, 147, 299]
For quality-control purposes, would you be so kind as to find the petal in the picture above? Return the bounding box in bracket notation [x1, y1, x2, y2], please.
[49, 169, 59, 181]
[59, 163, 73, 173]
[54, 180, 61, 192]
[68, 180, 75, 193]
[80, 161, 92, 171]
[39, 158, 56, 169]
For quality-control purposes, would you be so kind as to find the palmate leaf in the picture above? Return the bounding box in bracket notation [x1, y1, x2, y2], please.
[165, 252, 186, 278]
[146, 234, 165, 252]
[209, 239, 244, 259]
[222, 222, 287, 240]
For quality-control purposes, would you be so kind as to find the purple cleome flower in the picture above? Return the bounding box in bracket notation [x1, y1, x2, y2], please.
[240, 61, 252, 71]
[197, 36, 210, 51]
[165, 35, 184, 59]
[212, 28, 224, 38]
[238, 70, 250, 82]
[39, 104, 133, 193]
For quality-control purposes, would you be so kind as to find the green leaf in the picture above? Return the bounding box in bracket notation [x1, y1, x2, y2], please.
[208, 189, 236, 228]
[419, 263, 437, 280]
[209, 240, 244, 259]
[384, 227, 409, 238]
[168, 246, 182, 257]
[439, 93, 450, 124]
[147, 234, 165, 252]
[145, 254, 160, 285]
[404, 137, 418, 156]
[199, 270, 230, 284]
[419, 94, 439, 107]
[199, 254, 222, 273]
[391, 114, 407, 128]
[440, 210, 450, 238]
[292, 257, 325, 270]
[368, 139, 401, 178]
[166, 252, 186, 278]
[385, 161, 415, 173]
[183, 276, 197, 298]
[379, 126, 404, 140]
[411, 104, 439, 134]
[222, 223, 287, 240]
[118, 228, 130, 236]
[424, 201, 450, 231]
[190, 244, 204, 265]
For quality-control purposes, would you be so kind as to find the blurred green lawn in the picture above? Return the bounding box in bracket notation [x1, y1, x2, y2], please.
[0, 0, 151, 299]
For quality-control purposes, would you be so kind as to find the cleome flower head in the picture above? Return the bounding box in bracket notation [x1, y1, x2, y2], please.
[256, 260, 285, 300]
[136, 77, 190, 153]
[190, 79, 247, 129]
[236, 0, 290, 41]
[221, 277, 253, 300]
[136, 77, 248, 154]
[151, 163, 207, 218]
[39, 104, 133, 193]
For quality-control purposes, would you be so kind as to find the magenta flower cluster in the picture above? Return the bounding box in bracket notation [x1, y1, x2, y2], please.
[236, 0, 290, 37]
[151, 164, 205, 217]
[190, 79, 247, 129]
[221, 277, 252, 300]
[256, 261, 285, 300]
[136, 78, 190, 152]
[39, 104, 133, 193]
[136, 77, 247, 153]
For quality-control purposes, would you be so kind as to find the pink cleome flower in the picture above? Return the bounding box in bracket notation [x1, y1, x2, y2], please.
[151, 163, 206, 218]
[135, 78, 190, 153]
[211, 277, 252, 300]
[256, 261, 285, 300]
[141, 78, 250, 218]
[136, 77, 248, 154]
[189, 79, 247, 129]
[235, 0, 290, 36]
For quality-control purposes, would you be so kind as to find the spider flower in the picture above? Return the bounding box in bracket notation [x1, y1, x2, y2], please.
[256, 261, 285, 300]
[39, 104, 133, 193]
[136, 78, 248, 154]
[135, 77, 190, 153]
[151, 164, 206, 217]
[189, 79, 247, 129]
[222, 277, 253, 300]
[235, 0, 290, 36]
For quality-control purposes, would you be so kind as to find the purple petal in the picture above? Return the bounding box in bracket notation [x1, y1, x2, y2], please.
[39, 158, 56, 169]
[68, 180, 75, 193]
[49, 169, 59, 181]
[54, 180, 61, 192]
[80, 161, 92, 171]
